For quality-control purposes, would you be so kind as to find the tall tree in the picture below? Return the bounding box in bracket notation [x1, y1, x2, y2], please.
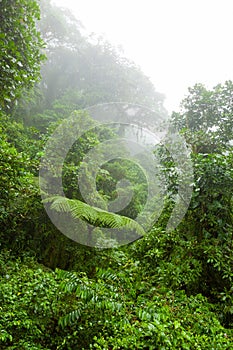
[172, 81, 233, 152]
[0, 0, 45, 112]
[16, 0, 167, 127]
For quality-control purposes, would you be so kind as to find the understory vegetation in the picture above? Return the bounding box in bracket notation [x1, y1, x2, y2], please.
[0, 0, 233, 349]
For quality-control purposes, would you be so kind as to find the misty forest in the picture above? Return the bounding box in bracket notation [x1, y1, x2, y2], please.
[1, 1, 233, 349]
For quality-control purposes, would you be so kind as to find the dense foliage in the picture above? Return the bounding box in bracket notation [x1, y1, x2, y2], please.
[0, 0, 233, 349]
[0, 0, 45, 112]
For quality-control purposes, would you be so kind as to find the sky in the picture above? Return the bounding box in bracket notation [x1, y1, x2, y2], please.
[52, 0, 233, 113]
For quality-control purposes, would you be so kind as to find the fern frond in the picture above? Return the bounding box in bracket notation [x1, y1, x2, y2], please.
[46, 195, 145, 236]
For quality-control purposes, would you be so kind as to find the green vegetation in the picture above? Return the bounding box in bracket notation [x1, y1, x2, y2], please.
[0, 1, 232, 349]
[0, 0, 45, 112]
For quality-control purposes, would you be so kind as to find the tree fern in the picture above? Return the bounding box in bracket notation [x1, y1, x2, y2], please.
[44, 195, 145, 237]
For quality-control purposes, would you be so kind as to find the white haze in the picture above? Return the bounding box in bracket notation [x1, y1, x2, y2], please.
[52, 0, 233, 114]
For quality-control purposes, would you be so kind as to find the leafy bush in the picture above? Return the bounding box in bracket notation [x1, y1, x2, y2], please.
[56, 259, 233, 349]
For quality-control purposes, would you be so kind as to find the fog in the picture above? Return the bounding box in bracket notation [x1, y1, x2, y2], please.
[52, 0, 233, 112]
